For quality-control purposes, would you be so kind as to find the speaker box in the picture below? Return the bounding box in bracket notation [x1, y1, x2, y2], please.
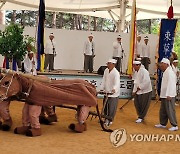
[97, 66, 107, 75]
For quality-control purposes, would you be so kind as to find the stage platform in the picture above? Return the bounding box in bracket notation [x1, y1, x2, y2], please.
[38, 69, 101, 76]
[38, 69, 156, 99]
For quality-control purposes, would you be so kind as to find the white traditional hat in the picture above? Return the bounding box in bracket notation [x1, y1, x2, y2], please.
[133, 61, 141, 65]
[136, 57, 142, 61]
[173, 59, 178, 63]
[117, 35, 121, 39]
[88, 33, 93, 37]
[144, 36, 149, 40]
[161, 58, 170, 65]
[50, 33, 54, 36]
[107, 59, 117, 64]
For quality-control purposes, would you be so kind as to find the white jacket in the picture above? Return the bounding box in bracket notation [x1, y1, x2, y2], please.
[83, 40, 95, 56]
[133, 66, 152, 94]
[172, 64, 179, 83]
[160, 66, 177, 98]
[24, 57, 37, 75]
[112, 41, 123, 58]
[100, 67, 120, 97]
[45, 39, 56, 54]
[141, 43, 150, 58]
[132, 64, 145, 81]
[172, 64, 179, 75]
[136, 41, 142, 56]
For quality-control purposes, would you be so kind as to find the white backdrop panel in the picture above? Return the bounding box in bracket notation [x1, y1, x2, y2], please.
[0, 25, 158, 74]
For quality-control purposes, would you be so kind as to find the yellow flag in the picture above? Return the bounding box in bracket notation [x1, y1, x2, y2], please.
[127, 0, 136, 75]
[40, 54, 45, 72]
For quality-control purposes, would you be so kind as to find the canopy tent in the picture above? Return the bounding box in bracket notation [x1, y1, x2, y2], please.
[1, 0, 180, 32]
[1, 0, 180, 21]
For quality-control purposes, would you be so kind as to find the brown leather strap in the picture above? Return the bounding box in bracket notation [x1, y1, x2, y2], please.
[22, 79, 34, 98]
[27, 79, 34, 96]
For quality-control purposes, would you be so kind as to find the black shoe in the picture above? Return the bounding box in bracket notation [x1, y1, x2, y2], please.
[47, 114, 58, 123]
[0, 121, 2, 130]
[39, 116, 51, 125]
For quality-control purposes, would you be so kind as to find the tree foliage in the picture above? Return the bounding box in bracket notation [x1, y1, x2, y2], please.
[174, 21, 180, 60]
[0, 24, 35, 61]
[5, 10, 115, 32]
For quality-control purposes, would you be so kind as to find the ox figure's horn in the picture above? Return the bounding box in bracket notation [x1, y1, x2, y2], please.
[0, 68, 51, 83]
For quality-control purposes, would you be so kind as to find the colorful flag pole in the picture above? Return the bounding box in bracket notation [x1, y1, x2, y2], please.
[37, 0, 45, 71]
[127, 0, 136, 75]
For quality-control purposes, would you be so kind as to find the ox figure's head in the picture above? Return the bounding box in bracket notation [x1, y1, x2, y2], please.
[0, 74, 21, 101]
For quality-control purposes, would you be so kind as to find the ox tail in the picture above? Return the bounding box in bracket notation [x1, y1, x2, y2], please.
[96, 104, 113, 132]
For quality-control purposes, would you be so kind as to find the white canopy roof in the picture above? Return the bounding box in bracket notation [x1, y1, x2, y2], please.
[1, 0, 180, 20]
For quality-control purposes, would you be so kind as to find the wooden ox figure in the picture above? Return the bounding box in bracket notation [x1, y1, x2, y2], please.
[0, 69, 111, 137]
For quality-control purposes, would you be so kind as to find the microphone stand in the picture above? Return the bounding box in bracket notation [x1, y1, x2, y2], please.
[120, 43, 125, 75]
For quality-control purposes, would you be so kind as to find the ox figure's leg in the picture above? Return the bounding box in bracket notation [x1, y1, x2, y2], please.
[14, 103, 42, 137]
[14, 103, 31, 135]
[68, 105, 89, 133]
[26, 104, 42, 137]
[39, 106, 58, 125]
[0, 100, 12, 131]
[45, 106, 58, 122]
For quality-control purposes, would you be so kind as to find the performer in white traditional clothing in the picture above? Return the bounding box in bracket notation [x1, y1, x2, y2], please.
[172, 59, 179, 79]
[172, 59, 180, 106]
[141, 36, 151, 70]
[112, 35, 124, 72]
[132, 57, 145, 81]
[132, 60, 152, 123]
[155, 58, 178, 131]
[135, 35, 142, 58]
[83, 33, 95, 73]
[24, 51, 37, 75]
[99, 59, 120, 127]
[44, 33, 56, 71]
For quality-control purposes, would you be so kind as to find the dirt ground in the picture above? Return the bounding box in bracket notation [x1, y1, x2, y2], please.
[0, 99, 180, 154]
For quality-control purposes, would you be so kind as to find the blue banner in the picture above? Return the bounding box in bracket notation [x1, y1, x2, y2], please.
[157, 19, 177, 95]
[37, 0, 45, 71]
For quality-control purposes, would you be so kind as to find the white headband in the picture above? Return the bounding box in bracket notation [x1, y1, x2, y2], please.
[136, 58, 142, 61]
[161, 58, 170, 65]
[133, 61, 141, 65]
[173, 60, 178, 63]
[107, 59, 117, 64]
